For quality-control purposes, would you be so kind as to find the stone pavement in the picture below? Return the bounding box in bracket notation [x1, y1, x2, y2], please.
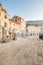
[0, 39, 43, 65]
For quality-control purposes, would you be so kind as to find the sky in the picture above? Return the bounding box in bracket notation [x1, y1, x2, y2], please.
[0, 0, 43, 21]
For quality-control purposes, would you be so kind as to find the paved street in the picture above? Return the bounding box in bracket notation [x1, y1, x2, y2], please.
[0, 39, 43, 65]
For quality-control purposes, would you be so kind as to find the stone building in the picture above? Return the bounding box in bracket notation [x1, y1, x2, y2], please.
[27, 24, 43, 38]
[0, 4, 26, 40]
[0, 4, 10, 27]
[10, 15, 26, 34]
[0, 4, 10, 40]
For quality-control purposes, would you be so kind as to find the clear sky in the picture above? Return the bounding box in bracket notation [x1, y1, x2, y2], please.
[0, 0, 43, 21]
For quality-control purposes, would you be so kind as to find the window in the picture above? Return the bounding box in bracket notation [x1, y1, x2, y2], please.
[4, 23, 7, 27]
[18, 18, 19, 20]
[10, 22, 11, 25]
[15, 19, 17, 22]
[41, 28, 43, 31]
[15, 16, 17, 18]
[5, 15, 7, 19]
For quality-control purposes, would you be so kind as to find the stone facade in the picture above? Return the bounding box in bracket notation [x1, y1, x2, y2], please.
[0, 5, 10, 39]
[27, 24, 43, 38]
[0, 5, 10, 27]
[10, 16, 26, 34]
[0, 5, 26, 40]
